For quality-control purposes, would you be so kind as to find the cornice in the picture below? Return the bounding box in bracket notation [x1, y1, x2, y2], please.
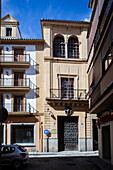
[44, 57, 87, 64]
[1, 39, 44, 45]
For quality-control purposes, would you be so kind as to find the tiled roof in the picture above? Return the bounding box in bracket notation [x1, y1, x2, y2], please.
[1, 38, 44, 41]
[40, 18, 89, 24]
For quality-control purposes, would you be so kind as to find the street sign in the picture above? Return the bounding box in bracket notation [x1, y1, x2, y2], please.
[44, 129, 49, 135]
[0, 107, 8, 122]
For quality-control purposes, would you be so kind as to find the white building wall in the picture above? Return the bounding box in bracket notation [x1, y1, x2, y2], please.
[2, 44, 36, 113]
[3, 94, 12, 112]
[26, 45, 36, 112]
[16, 26, 21, 39]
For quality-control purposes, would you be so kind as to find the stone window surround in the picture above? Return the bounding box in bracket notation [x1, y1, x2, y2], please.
[53, 34, 80, 58]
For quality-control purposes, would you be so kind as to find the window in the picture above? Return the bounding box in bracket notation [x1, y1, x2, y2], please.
[1, 146, 15, 154]
[14, 49, 24, 61]
[53, 36, 65, 58]
[68, 37, 79, 58]
[10, 124, 36, 146]
[6, 28, 12, 36]
[102, 49, 112, 74]
[14, 96, 24, 112]
[61, 78, 74, 98]
[14, 72, 24, 86]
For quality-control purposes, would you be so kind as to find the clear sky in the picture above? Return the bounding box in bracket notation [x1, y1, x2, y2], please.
[2, 0, 92, 39]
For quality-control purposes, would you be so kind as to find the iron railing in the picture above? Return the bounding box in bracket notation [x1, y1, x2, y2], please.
[1, 103, 38, 114]
[0, 54, 30, 62]
[0, 78, 30, 87]
[50, 89, 88, 100]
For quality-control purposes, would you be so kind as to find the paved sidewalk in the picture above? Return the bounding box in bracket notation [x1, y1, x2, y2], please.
[29, 150, 99, 158]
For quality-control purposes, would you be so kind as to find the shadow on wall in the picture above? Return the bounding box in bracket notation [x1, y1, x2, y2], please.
[27, 57, 39, 75]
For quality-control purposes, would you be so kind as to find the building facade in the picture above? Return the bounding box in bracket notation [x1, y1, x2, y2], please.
[87, 0, 113, 164]
[0, 14, 44, 152]
[41, 19, 97, 152]
[1, 14, 98, 153]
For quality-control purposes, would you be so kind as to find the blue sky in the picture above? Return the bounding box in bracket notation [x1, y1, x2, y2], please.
[2, 0, 92, 39]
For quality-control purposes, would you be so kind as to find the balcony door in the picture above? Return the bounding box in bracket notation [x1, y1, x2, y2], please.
[14, 49, 24, 62]
[14, 72, 24, 86]
[61, 78, 74, 98]
[14, 96, 23, 112]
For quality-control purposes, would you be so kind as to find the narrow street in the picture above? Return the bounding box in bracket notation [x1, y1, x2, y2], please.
[19, 157, 113, 170]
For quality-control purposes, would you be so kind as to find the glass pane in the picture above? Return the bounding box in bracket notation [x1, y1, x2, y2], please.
[53, 37, 65, 58]
[68, 37, 79, 58]
[11, 125, 34, 144]
[61, 78, 74, 98]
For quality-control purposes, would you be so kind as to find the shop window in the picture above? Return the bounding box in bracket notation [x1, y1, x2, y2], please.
[11, 124, 36, 146]
[53, 36, 65, 58]
[6, 28, 12, 36]
[68, 37, 79, 58]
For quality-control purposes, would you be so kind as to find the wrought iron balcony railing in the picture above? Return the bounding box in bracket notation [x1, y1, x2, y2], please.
[1, 103, 38, 114]
[0, 54, 30, 62]
[0, 78, 30, 87]
[50, 89, 88, 100]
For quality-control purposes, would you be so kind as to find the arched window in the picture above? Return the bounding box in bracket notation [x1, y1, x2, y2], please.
[53, 36, 65, 58]
[68, 37, 79, 58]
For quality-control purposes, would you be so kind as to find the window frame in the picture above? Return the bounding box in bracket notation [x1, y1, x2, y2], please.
[61, 77, 74, 99]
[9, 123, 36, 146]
[53, 36, 65, 58]
[68, 37, 79, 59]
[102, 48, 113, 75]
[6, 27, 12, 37]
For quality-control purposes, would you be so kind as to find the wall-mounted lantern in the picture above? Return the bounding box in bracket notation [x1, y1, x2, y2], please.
[65, 104, 72, 116]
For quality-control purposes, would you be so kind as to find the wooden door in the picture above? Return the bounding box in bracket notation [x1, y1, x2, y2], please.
[14, 96, 23, 112]
[14, 72, 23, 86]
[58, 116, 78, 151]
[14, 49, 24, 61]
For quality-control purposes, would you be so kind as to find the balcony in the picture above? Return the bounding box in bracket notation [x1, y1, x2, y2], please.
[0, 78, 30, 92]
[0, 54, 30, 68]
[49, 89, 87, 99]
[46, 88, 88, 104]
[90, 63, 113, 113]
[1, 103, 38, 116]
[46, 89, 88, 111]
